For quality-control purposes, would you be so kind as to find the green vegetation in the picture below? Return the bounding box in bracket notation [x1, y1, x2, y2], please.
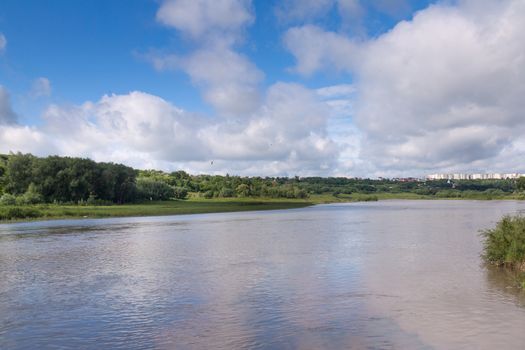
[0, 194, 374, 222]
[482, 215, 525, 288]
[0, 153, 136, 204]
[0, 152, 524, 222]
[0, 199, 313, 222]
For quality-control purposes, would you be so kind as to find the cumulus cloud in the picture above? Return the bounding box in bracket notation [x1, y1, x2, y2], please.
[151, 45, 263, 116]
[0, 86, 58, 155]
[201, 83, 337, 165]
[30, 77, 52, 97]
[0, 33, 6, 53]
[337, 0, 365, 31]
[283, 25, 357, 76]
[0, 86, 17, 124]
[285, 0, 525, 175]
[40, 91, 207, 163]
[153, 0, 263, 116]
[0, 125, 57, 156]
[0, 84, 341, 175]
[156, 0, 253, 43]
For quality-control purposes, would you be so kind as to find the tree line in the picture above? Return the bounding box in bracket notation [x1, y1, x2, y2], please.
[0, 153, 524, 205]
[0, 153, 308, 204]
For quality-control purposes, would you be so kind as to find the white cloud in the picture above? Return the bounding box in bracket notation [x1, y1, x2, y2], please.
[41, 91, 207, 163]
[283, 25, 357, 76]
[201, 83, 338, 164]
[30, 77, 52, 98]
[0, 86, 17, 124]
[151, 45, 263, 116]
[337, 0, 367, 35]
[316, 84, 355, 98]
[284, 0, 525, 175]
[156, 0, 253, 42]
[0, 125, 57, 156]
[0, 85, 343, 176]
[0, 33, 6, 53]
[153, 0, 263, 117]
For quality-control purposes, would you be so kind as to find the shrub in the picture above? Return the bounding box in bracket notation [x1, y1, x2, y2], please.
[172, 187, 188, 199]
[17, 183, 43, 205]
[294, 188, 308, 199]
[85, 194, 113, 206]
[219, 188, 235, 198]
[482, 215, 525, 269]
[0, 193, 16, 206]
[0, 207, 42, 220]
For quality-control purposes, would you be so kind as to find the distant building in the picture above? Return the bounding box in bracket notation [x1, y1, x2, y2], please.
[426, 173, 525, 180]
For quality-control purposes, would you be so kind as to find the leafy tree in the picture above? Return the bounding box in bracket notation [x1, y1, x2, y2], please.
[0, 158, 6, 195]
[236, 184, 250, 197]
[136, 177, 173, 200]
[5, 153, 35, 195]
[172, 187, 188, 199]
[112, 164, 137, 204]
[517, 177, 525, 192]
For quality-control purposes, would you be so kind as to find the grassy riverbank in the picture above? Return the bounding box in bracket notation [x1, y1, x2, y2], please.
[0, 193, 386, 223]
[483, 215, 525, 288]
[0, 198, 314, 223]
[2, 192, 525, 223]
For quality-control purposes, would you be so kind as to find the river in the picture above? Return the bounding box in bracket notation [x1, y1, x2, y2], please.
[1, 200, 524, 349]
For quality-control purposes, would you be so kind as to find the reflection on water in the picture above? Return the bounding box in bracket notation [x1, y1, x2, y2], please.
[1, 200, 525, 349]
[485, 265, 525, 306]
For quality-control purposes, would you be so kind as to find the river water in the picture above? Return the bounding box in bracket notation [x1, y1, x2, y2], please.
[1, 200, 524, 349]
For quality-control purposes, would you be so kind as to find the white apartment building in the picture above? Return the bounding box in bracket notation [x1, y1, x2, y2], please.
[426, 173, 525, 180]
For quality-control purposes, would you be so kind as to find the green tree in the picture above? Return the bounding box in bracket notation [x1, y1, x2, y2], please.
[235, 184, 250, 197]
[5, 153, 35, 195]
[137, 177, 174, 200]
[172, 187, 188, 199]
[517, 177, 525, 192]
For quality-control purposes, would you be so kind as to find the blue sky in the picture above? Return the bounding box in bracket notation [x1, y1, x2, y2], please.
[1, 0, 524, 177]
[1, 0, 433, 114]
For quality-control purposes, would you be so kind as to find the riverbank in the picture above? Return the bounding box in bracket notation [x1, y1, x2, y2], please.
[0, 198, 314, 223]
[0, 193, 382, 223]
[1, 193, 523, 223]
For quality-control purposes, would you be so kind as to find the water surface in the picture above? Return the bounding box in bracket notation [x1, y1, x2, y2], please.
[1, 200, 525, 349]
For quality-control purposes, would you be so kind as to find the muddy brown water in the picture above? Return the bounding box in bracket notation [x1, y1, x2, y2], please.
[1, 200, 524, 349]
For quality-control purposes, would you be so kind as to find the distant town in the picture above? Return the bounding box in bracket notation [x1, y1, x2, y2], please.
[426, 173, 525, 180]
[378, 173, 525, 182]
